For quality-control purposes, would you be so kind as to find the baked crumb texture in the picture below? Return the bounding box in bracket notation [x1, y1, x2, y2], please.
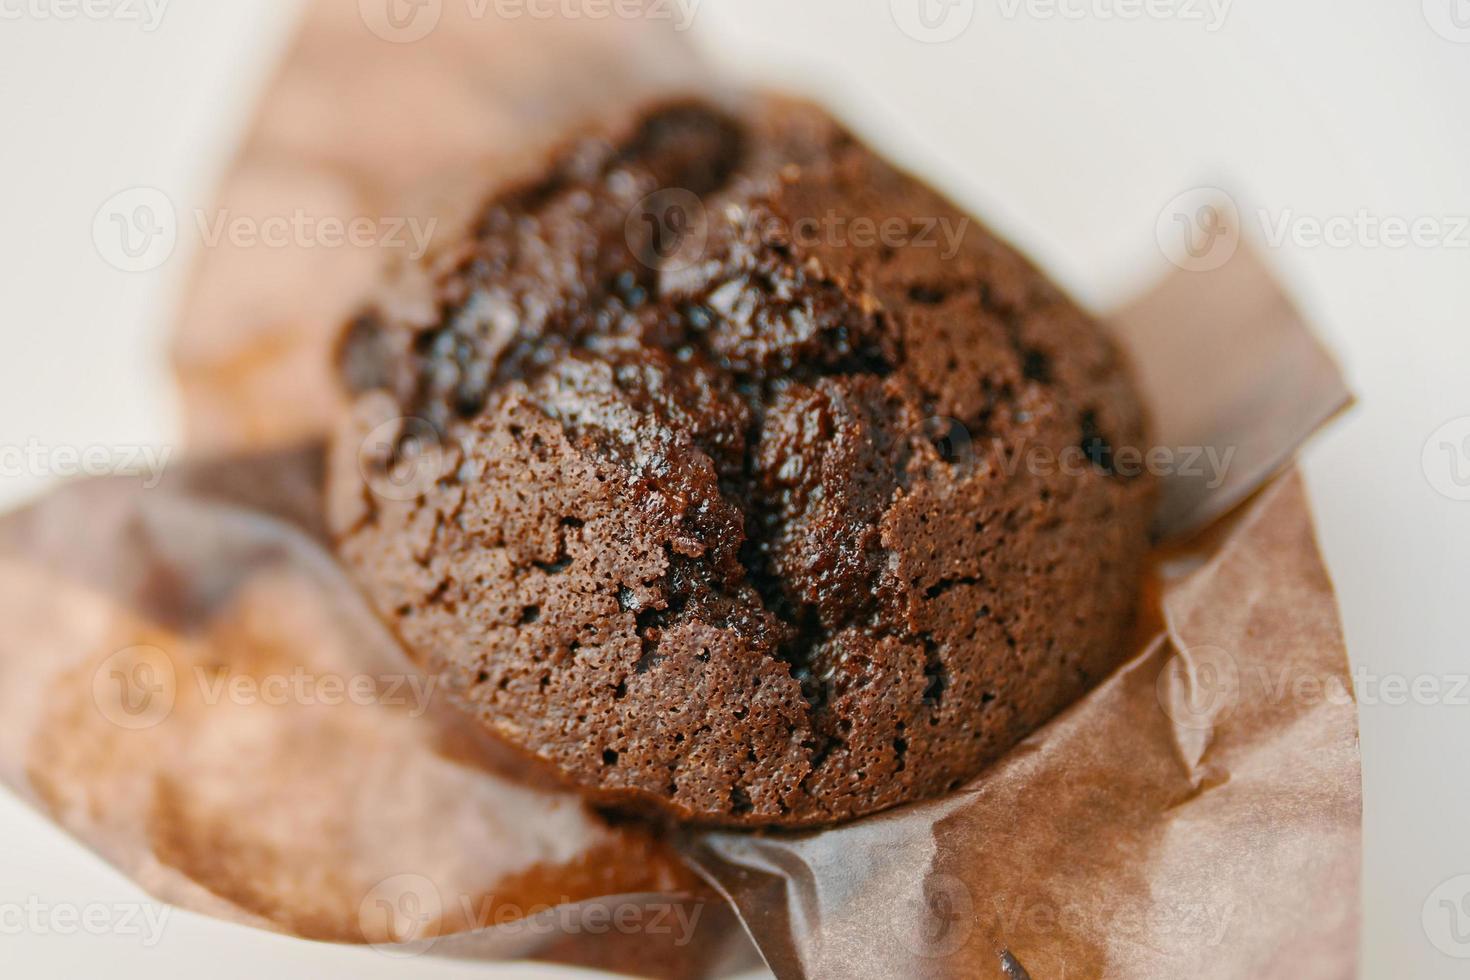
[329, 99, 1154, 827]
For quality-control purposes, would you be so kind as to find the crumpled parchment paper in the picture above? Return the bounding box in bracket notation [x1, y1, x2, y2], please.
[0, 3, 1358, 978]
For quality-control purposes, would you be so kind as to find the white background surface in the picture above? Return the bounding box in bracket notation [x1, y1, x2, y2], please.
[2, 0, 1469, 976]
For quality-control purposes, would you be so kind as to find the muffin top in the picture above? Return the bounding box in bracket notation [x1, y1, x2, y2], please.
[328, 97, 1154, 827]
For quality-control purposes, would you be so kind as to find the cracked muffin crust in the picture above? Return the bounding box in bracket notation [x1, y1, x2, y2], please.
[327, 97, 1155, 827]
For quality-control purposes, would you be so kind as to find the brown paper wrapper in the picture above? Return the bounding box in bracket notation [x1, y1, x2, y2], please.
[1, 5, 1359, 978]
[0, 466, 746, 977]
[0, 251, 1357, 977]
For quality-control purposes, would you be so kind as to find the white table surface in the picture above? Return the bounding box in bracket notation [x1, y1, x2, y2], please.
[2, 0, 1468, 976]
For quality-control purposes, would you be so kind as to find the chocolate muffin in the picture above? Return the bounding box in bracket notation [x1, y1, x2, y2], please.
[327, 97, 1154, 827]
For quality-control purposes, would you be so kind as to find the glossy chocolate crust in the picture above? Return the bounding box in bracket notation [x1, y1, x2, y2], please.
[327, 97, 1155, 827]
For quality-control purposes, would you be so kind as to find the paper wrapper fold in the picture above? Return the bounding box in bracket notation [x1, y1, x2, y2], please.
[0, 471, 748, 977]
[0, 247, 1358, 978]
[2, 5, 1359, 978]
